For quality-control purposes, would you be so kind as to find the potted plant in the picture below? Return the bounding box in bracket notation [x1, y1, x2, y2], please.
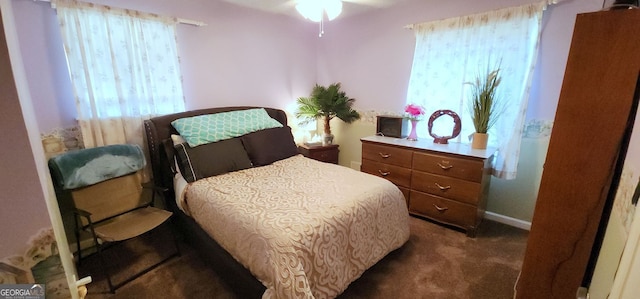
[466, 65, 504, 149]
[296, 83, 361, 146]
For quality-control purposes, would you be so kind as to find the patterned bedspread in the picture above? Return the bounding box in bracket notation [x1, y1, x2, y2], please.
[183, 155, 410, 299]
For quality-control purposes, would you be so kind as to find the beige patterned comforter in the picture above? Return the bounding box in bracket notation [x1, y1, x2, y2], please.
[183, 155, 410, 299]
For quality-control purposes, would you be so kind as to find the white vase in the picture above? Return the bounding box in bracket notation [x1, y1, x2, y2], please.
[407, 119, 418, 141]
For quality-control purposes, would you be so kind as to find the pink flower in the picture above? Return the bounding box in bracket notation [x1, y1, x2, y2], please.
[404, 104, 426, 119]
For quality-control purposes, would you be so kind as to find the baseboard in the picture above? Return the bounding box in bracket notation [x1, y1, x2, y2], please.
[484, 211, 531, 231]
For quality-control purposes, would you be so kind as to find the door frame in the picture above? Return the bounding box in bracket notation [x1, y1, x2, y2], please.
[1, 1, 80, 298]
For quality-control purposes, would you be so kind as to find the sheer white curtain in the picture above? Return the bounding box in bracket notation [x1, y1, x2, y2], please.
[53, 0, 186, 151]
[406, 2, 546, 179]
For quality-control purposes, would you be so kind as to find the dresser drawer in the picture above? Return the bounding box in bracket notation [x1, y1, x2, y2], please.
[361, 160, 412, 188]
[362, 142, 412, 168]
[409, 191, 477, 228]
[411, 171, 481, 205]
[412, 152, 485, 182]
[360, 136, 494, 237]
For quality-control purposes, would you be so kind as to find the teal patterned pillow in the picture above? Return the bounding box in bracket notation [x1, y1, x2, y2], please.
[171, 108, 283, 147]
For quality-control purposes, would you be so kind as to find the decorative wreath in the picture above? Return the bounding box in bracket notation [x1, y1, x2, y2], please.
[427, 110, 462, 144]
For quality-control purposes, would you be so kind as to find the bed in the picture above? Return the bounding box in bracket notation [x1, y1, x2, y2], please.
[143, 106, 410, 298]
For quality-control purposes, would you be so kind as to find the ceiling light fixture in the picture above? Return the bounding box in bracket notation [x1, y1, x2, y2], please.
[296, 0, 343, 37]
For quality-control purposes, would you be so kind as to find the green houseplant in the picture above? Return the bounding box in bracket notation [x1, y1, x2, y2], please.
[467, 65, 504, 149]
[295, 83, 361, 145]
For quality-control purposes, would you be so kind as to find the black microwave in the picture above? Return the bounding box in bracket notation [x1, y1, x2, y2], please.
[376, 115, 409, 138]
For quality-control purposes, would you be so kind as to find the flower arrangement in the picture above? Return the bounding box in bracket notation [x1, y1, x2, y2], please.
[404, 103, 426, 121]
[403, 103, 425, 141]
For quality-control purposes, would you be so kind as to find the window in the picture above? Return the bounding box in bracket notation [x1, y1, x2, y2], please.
[406, 2, 546, 179]
[54, 0, 186, 148]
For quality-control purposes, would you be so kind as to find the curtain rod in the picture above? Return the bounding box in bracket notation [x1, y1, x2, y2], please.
[176, 18, 207, 27]
[33, 0, 207, 27]
[403, 0, 564, 30]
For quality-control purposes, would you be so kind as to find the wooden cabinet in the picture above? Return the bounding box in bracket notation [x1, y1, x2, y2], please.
[516, 10, 640, 299]
[298, 144, 339, 164]
[361, 136, 494, 237]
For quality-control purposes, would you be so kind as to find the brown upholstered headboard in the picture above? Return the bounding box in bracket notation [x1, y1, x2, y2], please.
[143, 106, 288, 196]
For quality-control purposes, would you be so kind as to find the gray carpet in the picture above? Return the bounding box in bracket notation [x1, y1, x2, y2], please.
[78, 216, 528, 299]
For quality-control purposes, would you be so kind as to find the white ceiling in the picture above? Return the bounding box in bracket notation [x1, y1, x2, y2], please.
[221, 0, 409, 19]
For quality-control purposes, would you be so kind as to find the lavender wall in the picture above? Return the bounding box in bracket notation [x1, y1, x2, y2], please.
[11, 0, 75, 131]
[317, 0, 603, 118]
[12, 0, 603, 136]
[0, 27, 50, 260]
[10, 0, 607, 223]
[11, 0, 318, 133]
[316, 0, 604, 223]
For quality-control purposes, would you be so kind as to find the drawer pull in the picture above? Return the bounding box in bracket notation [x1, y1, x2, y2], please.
[433, 204, 449, 212]
[378, 170, 390, 176]
[437, 163, 453, 170]
[379, 152, 391, 159]
[435, 183, 451, 190]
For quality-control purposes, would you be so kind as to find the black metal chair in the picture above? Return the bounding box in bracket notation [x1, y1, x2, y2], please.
[49, 144, 180, 293]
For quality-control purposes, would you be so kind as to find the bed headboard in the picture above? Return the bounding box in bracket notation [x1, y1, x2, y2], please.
[143, 106, 288, 196]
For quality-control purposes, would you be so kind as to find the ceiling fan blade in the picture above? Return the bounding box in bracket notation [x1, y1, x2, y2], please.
[221, 0, 296, 14]
[343, 0, 396, 8]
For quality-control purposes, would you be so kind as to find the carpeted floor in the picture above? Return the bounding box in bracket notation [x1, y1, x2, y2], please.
[78, 216, 528, 299]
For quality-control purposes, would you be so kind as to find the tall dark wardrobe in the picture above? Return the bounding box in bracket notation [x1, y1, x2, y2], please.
[516, 8, 640, 299]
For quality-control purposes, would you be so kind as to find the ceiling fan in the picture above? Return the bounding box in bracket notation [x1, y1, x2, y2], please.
[295, 0, 343, 23]
[222, 0, 399, 36]
[286, 0, 394, 36]
[222, 0, 398, 21]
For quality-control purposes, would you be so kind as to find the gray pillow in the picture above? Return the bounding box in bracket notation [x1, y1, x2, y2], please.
[241, 126, 299, 166]
[174, 138, 252, 183]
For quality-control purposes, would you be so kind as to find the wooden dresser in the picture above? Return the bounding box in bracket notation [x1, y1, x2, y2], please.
[361, 136, 495, 237]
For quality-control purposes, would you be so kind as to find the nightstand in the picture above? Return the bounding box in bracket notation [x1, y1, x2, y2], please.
[298, 144, 339, 164]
